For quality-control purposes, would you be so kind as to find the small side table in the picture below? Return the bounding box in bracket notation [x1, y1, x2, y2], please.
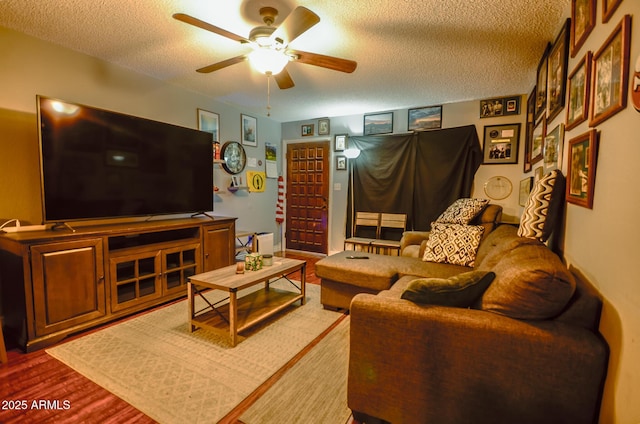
[235, 230, 254, 257]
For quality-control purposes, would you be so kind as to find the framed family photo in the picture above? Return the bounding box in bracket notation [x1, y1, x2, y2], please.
[566, 51, 592, 130]
[547, 19, 570, 122]
[589, 14, 631, 127]
[544, 123, 564, 171]
[566, 129, 599, 209]
[535, 43, 551, 121]
[480, 96, 521, 118]
[602, 0, 623, 23]
[301, 124, 314, 136]
[482, 123, 520, 164]
[523, 87, 536, 172]
[531, 115, 546, 165]
[571, 0, 596, 57]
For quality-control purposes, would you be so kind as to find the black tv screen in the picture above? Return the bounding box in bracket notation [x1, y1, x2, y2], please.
[37, 96, 214, 223]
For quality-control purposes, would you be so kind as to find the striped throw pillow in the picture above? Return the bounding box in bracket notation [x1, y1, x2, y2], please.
[518, 169, 565, 241]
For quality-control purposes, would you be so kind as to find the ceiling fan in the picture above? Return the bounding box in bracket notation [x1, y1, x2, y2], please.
[173, 6, 357, 89]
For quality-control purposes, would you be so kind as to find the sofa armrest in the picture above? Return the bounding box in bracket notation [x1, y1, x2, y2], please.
[348, 294, 608, 424]
[399, 231, 431, 257]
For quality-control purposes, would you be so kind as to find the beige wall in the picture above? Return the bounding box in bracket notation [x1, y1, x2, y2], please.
[0, 26, 284, 246]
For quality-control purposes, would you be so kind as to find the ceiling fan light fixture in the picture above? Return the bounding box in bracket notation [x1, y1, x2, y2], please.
[248, 48, 289, 75]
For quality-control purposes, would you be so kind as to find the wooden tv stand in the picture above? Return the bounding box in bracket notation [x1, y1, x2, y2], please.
[0, 216, 236, 352]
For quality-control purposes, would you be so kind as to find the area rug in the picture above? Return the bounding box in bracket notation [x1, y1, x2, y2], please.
[46, 281, 343, 424]
[240, 316, 351, 424]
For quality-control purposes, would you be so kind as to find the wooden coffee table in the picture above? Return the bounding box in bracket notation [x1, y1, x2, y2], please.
[187, 257, 306, 346]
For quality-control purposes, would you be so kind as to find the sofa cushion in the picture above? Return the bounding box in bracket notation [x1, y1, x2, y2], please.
[436, 198, 490, 224]
[479, 243, 576, 320]
[518, 169, 565, 242]
[423, 223, 484, 267]
[315, 251, 399, 291]
[401, 271, 496, 307]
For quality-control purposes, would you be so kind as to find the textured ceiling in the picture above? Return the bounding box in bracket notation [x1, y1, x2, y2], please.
[0, 0, 569, 122]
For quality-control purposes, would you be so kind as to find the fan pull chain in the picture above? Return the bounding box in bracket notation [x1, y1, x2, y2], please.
[266, 73, 272, 117]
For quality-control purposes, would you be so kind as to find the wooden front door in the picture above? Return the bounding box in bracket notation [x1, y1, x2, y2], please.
[286, 141, 329, 254]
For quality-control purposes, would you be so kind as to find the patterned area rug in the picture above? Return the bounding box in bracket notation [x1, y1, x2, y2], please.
[241, 316, 351, 424]
[47, 281, 343, 423]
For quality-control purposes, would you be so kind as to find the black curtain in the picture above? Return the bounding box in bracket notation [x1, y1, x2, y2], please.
[346, 125, 482, 235]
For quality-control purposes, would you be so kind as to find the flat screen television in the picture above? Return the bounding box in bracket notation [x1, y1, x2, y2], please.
[37, 96, 214, 223]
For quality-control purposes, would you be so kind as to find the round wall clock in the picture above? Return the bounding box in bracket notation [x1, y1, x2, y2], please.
[484, 176, 512, 200]
[220, 141, 246, 174]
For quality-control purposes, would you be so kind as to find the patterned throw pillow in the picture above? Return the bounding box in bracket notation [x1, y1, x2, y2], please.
[518, 169, 566, 241]
[436, 198, 490, 224]
[423, 223, 485, 267]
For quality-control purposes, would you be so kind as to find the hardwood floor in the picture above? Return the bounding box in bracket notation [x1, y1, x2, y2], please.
[0, 252, 332, 424]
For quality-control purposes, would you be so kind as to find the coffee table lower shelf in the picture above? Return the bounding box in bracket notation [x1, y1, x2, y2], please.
[190, 287, 304, 341]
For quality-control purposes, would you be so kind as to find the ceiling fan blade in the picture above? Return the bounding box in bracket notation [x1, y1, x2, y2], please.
[270, 7, 320, 46]
[289, 50, 357, 73]
[173, 13, 250, 44]
[196, 55, 248, 73]
[274, 68, 295, 89]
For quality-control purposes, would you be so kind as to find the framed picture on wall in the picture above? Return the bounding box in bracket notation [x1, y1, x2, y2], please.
[482, 123, 520, 164]
[318, 118, 330, 135]
[589, 14, 631, 127]
[241, 114, 257, 146]
[519, 177, 534, 206]
[566, 51, 592, 130]
[364, 112, 393, 135]
[480, 96, 520, 118]
[546, 19, 570, 122]
[571, 0, 596, 57]
[197, 109, 219, 142]
[523, 87, 536, 173]
[301, 124, 314, 136]
[544, 123, 564, 171]
[336, 155, 347, 171]
[566, 129, 599, 209]
[535, 43, 551, 121]
[408, 105, 442, 130]
[602, 0, 623, 23]
[531, 115, 546, 165]
[334, 134, 347, 151]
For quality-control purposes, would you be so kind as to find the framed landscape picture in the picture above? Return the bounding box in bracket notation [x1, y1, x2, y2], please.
[589, 14, 631, 127]
[482, 123, 520, 164]
[364, 112, 393, 135]
[408, 105, 442, 130]
[566, 129, 599, 209]
[547, 19, 570, 122]
[241, 114, 257, 146]
[566, 52, 592, 130]
[197, 109, 219, 143]
[571, 0, 596, 57]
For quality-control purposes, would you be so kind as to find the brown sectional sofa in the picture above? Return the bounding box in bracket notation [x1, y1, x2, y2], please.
[315, 208, 608, 423]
